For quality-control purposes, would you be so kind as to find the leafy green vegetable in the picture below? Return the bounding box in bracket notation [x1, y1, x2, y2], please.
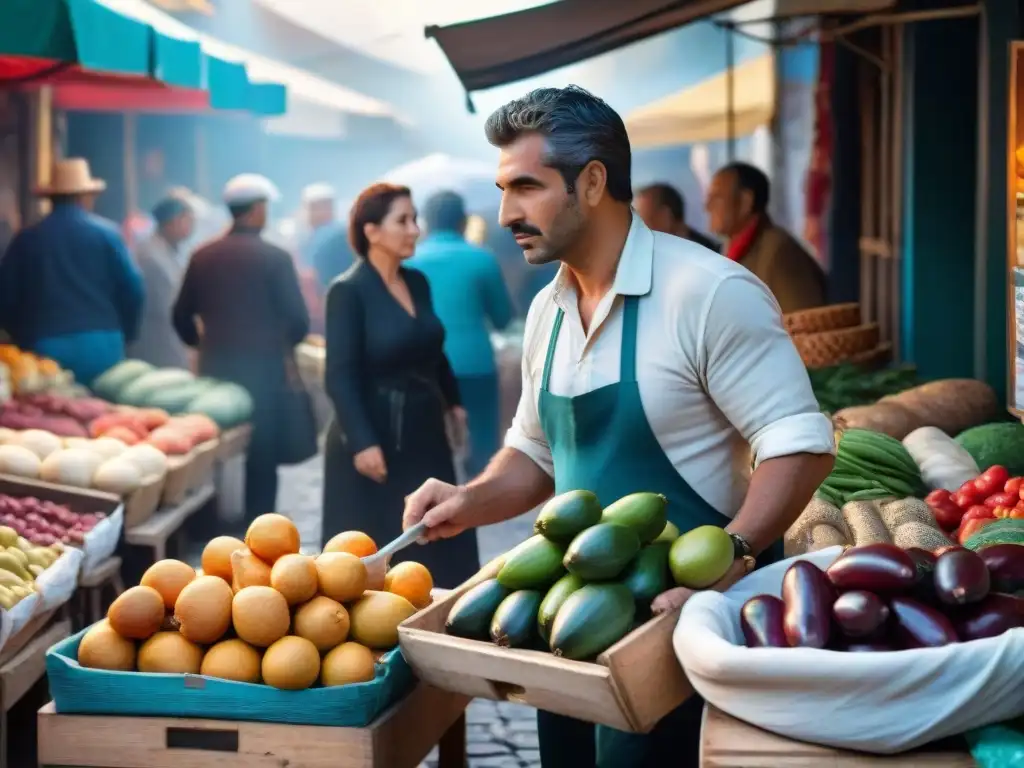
[808, 362, 919, 414]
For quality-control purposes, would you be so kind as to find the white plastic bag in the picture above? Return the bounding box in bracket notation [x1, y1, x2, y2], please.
[35, 547, 84, 613]
[674, 548, 1024, 753]
[80, 504, 124, 575]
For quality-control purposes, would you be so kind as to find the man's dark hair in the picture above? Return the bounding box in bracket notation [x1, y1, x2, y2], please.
[638, 183, 684, 223]
[721, 162, 770, 214]
[348, 182, 411, 258]
[423, 190, 466, 234]
[484, 85, 632, 203]
[228, 202, 257, 220]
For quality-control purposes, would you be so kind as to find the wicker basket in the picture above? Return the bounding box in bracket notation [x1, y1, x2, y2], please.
[793, 323, 881, 368]
[783, 303, 861, 335]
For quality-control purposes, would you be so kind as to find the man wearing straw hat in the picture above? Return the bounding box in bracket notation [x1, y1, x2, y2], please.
[0, 158, 144, 385]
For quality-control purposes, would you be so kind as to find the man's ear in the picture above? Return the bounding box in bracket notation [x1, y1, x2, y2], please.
[738, 188, 755, 218]
[579, 160, 608, 208]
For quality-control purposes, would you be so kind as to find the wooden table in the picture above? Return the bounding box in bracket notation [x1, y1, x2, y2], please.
[1, 617, 71, 768]
[38, 683, 469, 768]
[124, 484, 215, 561]
[700, 704, 976, 767]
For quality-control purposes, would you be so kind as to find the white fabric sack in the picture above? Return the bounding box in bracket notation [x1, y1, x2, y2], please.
[674, 547, 1024, 753]
[35, 547, 83, 613]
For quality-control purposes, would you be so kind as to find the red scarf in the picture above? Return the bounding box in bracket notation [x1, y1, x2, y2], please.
[725, 217, 763, 263]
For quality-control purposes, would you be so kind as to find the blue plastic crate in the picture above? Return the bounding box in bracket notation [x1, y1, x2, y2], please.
[47, 628, 414, 727]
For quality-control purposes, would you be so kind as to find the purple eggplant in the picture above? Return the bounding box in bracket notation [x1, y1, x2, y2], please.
[825, 543, 916, 593]
[890, 596, 959, 648]
[782, 561, 834, 648]
[906, 547, 939, 604]
[978, 544, 1024, 594]
[934, 548, 990, 606]
[953, 593, 1024, 641]
[832, 590, 890, 639]
[740, 594, 787, 648]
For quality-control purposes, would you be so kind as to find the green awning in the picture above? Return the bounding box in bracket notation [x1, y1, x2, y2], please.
[0, 0, 152, 76]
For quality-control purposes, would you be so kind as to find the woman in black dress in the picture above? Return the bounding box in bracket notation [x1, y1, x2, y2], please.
[322, 183, 480, 588]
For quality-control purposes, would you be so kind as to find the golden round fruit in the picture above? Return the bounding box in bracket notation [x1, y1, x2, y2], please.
[231, 586, 291, 648]
[200, 639, 262, 683]
[78, 620, 136, 671]
[292, 595, 349, 652]
[270, 553, 318, 605]
[261, 636, 320, 690]
[137, 631, 203, 674]
[174, 575, 234, 644]
[244, 513, 300, 564]
[315, 552, 367, 603]
[201, 536, 244, 582]
[321, 642, 376, 687]
[141, 559, 196, 610]
[107, 586, 165, 640]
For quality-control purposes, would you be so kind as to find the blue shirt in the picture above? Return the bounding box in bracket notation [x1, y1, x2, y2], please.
[309, 222, 354, 290]
[407, 231, 513, 378]
[0, 203, 144, 348]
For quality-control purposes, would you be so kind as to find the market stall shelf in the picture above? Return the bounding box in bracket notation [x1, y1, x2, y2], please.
[37, 683, 470, 768]
[399, 561, 691, 733]
[159, 452, 195, 507]
[124, 483, 215, 561]
[1, 617, 71, 768]
[215, 425, 252, 462]
[699, 705, 976, 767]
[122, 472, 164, 528]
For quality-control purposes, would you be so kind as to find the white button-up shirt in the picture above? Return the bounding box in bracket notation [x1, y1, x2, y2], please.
[505, 216, 835, 519]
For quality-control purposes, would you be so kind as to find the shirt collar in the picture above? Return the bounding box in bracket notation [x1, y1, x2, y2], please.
[552, 213, 654, 305]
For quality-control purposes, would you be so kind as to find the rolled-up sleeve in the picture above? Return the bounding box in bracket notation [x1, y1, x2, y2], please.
[503, 298, 554, 477]
[700, 273, 835, 465]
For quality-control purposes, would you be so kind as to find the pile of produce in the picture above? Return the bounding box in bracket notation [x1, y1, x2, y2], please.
[78, 516, 429, 691]
[0, 524, 64, 609]
[786, 496, 950, 555]
[445, 491, 735, 661]
[807, 363, 918, 414]
[0, 494, 107, 546]
[923, 465, 1024, 545]
[0, 427, 183, 496]
[741, 542, 1024, 651]
[86, 409, 219, 454]
[0, 394, 111, 437]
[815, 428, 925, 507]
[92, 361, 253, 429]
[833, 379, 1000, 439]
[0, 345, 73, 395]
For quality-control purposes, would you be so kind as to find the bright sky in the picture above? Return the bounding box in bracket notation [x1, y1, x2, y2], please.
[251, 0, 557, 73]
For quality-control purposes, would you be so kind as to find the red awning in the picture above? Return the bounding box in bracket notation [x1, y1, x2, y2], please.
[0, 55, 218, 113]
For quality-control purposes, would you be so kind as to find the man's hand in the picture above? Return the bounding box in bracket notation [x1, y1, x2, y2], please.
[403, 478, 471, 541]
[651, 559, 750, 615]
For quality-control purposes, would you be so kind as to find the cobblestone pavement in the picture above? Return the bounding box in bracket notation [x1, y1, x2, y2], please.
[276, 457, 541, 768]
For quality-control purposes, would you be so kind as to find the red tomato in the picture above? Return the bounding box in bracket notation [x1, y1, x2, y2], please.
[1005, 477, 1024, 496]
[924, 489, 964, 531]
[975, 466, 1010, 497]
[957, 480, 985, 504]
[963, 505, 995, 523]
[951, 490, 978, 509]
[984, 492, 1020, 510]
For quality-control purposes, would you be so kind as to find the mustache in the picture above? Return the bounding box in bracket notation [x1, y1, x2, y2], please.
[508, 222, 542, 237]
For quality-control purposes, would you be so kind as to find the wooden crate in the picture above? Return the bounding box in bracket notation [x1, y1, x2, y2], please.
[160, 453, 195, 507]
[700, 705, 976, 767]
[188, 440, 220, 491]
[215, 425, 252, 461]
[38, 683, 469, 768]
[123, 473, 164, 528]
[399, 561, 692, 733]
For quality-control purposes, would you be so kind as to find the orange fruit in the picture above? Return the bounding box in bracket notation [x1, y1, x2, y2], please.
[383, 561, 433, 609]
[323, 531, 377, 558]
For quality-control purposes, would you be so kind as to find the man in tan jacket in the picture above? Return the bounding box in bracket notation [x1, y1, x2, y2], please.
[705, 162, 825, 313]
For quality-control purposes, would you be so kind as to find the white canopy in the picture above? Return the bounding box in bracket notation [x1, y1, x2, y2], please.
[626, 53, 775, 148]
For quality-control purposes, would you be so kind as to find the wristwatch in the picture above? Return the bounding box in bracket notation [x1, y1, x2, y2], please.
[730, 533, 756, 574]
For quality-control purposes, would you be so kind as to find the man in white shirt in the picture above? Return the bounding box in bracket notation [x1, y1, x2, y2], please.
[403, 85, 835, 768]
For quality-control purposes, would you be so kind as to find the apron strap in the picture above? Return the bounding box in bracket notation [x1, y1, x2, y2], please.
[541, 309, 565, 392]
[619, 295, 639, 384]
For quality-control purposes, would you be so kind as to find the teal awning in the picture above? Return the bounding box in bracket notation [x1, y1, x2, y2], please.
[151, 28, 202, 90]
[0, 0, 152, 76]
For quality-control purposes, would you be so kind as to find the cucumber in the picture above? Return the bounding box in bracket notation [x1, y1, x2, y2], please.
[490, 590, 543, 648]
[599, 492, 668, 544]
[549, 583, 636, 660]
[537, 573, 586, 644]
[445, 579, 511, 640]
[497, 535, 566, 590]
[563, 523, 641, 581]
[620, 543, 671, 604]
[534, 490, 602, 544]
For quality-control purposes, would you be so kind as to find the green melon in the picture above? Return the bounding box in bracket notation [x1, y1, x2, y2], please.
[118, 368, 196, 406]
[91, 360, 154, 401]
[186, 383, 254, 428]
[144, 380, 212, 414]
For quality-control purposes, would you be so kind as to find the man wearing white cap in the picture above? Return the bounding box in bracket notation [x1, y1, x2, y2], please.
[302, 182, 356, 291]
[173, 173, 312, 525]
[0, 158, 144, 385]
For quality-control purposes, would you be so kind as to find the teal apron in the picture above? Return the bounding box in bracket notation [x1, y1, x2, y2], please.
[535, 294, 782, 767]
